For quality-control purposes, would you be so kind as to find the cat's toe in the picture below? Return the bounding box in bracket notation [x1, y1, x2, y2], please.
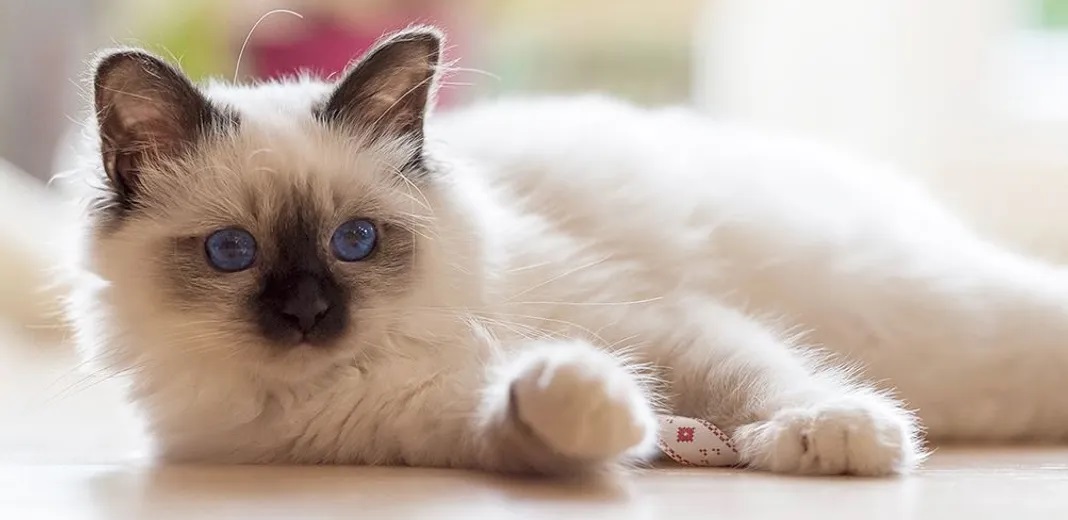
[510, 345, 655, 461]
[732, 397, 921, 476]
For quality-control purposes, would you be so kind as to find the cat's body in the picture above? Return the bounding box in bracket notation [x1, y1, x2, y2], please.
[442, 96, 1068, 443]
[68, 27, 1068, 477]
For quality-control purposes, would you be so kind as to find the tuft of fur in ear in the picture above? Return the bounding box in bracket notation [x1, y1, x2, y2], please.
[319, 26, 443, 158]
[93, 50, 230, 209]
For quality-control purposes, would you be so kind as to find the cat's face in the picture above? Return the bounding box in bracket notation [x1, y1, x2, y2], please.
[81, 27, 474, 381]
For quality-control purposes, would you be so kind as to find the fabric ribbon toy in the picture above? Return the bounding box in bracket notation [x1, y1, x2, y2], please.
[657, 415, 740, 466]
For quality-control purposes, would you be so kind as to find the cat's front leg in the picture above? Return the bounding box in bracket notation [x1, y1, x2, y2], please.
[476, 339, 659, 474]
[659, 302, 923, 476]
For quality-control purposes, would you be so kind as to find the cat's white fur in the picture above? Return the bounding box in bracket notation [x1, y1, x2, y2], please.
[68, 28, 1068, 477]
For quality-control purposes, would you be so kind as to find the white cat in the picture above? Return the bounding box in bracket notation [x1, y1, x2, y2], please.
[66, 26, 1068, 477]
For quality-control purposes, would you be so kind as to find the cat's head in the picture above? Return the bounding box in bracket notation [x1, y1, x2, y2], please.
[75, 27, 481, 383]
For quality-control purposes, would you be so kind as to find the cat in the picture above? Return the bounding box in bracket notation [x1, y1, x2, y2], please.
[65, 25, 1068, 477]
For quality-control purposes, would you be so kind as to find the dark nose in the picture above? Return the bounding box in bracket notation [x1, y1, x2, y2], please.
[255, 270, 347, 345]
[278, 275, 331, 334]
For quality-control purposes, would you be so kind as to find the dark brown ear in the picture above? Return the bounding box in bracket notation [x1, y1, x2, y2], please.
[319, 26, 443, 151]
[93, 50, 229, 208]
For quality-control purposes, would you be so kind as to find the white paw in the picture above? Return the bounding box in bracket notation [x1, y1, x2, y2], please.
[733, 397, 921, 476]
[510, 344, 655, 461]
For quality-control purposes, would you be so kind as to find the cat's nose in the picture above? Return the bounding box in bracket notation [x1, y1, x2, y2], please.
[279, 276, 332, 335]
[256, 269, 347, 346]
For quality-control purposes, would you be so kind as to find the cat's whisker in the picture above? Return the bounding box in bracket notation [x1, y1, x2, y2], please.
[386, 164, 435, 215]
[503, 254, 614, 303]
[445, 65, 502, 82]
[40, 357, 153, 403]
[504, 260, 557, 273]
[473, 310, 611, 346]
[503, 297, 664, 308]
[465, 315, 549, 343]
[233, 9, 305, 82]
[437, 81, 477, 89]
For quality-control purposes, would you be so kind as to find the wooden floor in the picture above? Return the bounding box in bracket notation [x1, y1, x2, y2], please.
[3, 323, 1068, 519]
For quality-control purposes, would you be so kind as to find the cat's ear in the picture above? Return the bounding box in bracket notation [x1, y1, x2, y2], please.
[93, 49, 229, 206]
[319, 26, 443, 148]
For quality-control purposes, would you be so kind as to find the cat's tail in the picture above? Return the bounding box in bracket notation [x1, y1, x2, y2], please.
[0, 158, 73, 342]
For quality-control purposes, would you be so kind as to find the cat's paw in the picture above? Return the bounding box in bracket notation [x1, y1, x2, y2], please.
[509, 343, 656, 461]
[732, 396, 921, 476]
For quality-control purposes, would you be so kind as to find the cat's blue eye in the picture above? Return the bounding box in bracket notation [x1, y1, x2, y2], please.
[331, 219, 378, 262]
[205, 228, 257, 272]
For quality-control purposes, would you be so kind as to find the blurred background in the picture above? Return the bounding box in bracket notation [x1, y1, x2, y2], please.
[1, 0, 1068, 330]
[0, 0, 703, 179]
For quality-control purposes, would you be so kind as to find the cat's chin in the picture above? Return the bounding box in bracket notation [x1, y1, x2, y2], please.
[250, 340, 361, 383]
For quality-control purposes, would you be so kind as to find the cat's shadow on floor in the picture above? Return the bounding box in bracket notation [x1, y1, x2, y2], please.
[83, 462, 664, 515]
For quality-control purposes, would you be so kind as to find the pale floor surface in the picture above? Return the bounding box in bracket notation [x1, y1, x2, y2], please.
[3, 323, 1067, 519]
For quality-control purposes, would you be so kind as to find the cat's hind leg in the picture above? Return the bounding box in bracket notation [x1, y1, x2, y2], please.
[647, 299, 923, 476]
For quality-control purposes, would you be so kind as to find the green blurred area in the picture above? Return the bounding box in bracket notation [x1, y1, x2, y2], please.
[116, 0, 701, 103]
[481, 0, 701, 102]
[1039, 0, 1068, 28]
[124, 0, 230, 81]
